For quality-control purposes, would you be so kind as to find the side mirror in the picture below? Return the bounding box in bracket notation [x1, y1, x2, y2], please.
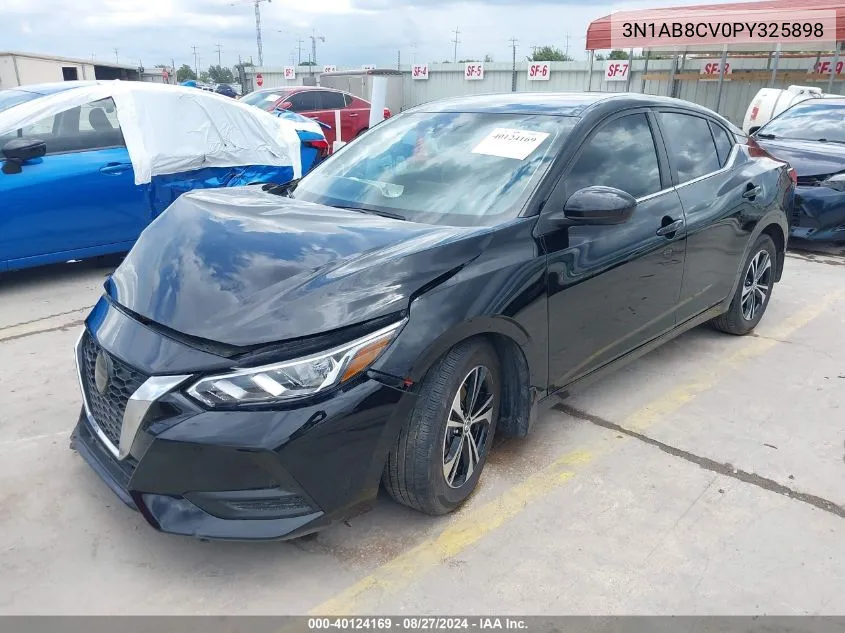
[563, 186, 637, 225]
[278, 101, 292, 110]
[748, 125, 761, 135]
[2, 138, 46, 174]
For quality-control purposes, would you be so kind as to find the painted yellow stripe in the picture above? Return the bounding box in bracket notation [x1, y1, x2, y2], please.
[310, 290, 843, 616]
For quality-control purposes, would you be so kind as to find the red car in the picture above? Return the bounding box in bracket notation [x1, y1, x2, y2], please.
[241, 86, 390, 152]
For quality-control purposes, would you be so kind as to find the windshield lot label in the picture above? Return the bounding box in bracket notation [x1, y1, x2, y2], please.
[472, 128, 550, 160]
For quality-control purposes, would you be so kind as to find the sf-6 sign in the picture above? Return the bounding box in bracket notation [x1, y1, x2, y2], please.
[527, 63, 551, 81]
[604, 61, 629, 82]
[465, 63, 484, 80]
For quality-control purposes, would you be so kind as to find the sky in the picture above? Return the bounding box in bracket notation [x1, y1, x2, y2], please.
[0, 0, 737, 71]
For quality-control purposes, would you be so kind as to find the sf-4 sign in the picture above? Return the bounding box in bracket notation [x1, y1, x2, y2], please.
[465, 63, 484, 80]
[528, 63, 551, 81]
[412, 64, 429, 80]
[604, 61, 629, 82]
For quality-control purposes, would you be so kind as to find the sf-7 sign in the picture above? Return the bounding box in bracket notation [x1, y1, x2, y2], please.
[604, 61, 629, 82]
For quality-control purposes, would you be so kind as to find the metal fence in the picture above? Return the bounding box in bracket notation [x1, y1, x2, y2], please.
[246, 56, 845, 126]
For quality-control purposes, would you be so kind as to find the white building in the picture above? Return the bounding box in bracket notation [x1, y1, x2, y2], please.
[0, 51, 141, 89]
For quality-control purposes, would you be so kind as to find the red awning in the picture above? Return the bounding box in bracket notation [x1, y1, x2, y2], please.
[586, 0, 845, 50]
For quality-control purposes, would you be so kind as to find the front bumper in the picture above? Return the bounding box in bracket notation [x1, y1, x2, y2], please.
[793, 185, 845, 242]
[71, 300, 415, 541]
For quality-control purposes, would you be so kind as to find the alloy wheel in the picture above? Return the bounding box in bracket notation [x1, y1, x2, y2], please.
[442, 365, 494, 489]
[742, 249, 772, 321]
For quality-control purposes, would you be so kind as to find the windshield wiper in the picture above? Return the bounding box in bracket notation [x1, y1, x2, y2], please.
[815, 138, 845, 145]
[340, 206, 407, 221]
[755, 133, 777, 139]
[263, 178, 300, 197]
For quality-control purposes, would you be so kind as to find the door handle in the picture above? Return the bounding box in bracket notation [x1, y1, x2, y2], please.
[742, 184, 762, 199]
[100, 162, 131, 175]
[656, 218, 684, 237]
[349, 112, 359, 117]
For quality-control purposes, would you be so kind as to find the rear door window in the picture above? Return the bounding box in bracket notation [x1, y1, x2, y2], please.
[288, 91, 319, 113]
[318, 91, 346, 110]
[658, 112, 721, 183]
[709, 121, 734, 167]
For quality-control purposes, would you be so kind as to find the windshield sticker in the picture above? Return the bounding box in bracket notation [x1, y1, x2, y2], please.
[471, 128, 551, 160]
[264, 94, 282, 101]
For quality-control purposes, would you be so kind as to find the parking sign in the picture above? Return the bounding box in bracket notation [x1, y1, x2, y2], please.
[527, 63, 551, 81]
[604, 61, 629, 82]
[412, 64, 429, 80]
[465, 62, 484, 81]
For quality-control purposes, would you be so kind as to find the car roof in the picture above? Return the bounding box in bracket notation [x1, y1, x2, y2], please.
[254, 85, 349, 95]
[7, 81, 99, 96]
[415, 92, 726, 119]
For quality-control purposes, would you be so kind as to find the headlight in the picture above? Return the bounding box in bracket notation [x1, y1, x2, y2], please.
[822, 173, 845, 192]
[187, 320, 405, 407]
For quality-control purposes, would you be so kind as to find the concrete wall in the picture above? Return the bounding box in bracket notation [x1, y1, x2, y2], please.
[0, 54, 95, 88]
[246, 55, 845, 126]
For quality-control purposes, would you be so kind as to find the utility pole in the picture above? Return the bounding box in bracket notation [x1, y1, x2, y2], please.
[192, 46, 199, 76]
[309, 30, 325, 72]
[230, 0, 272, 67]
[397, 49, 401, 70]
[452, 27, 461, 63]
[215, 43, 222, 67]
[114, 48, 119, 63]
[171, 58, 176, 83]
[564, 33, 571, 58]
[509, 38, 518, 92]
[296, 36, 304, 65]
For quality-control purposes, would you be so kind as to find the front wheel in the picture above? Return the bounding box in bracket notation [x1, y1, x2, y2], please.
[383, 340, 500, 515]
[712, 234, 776, 335]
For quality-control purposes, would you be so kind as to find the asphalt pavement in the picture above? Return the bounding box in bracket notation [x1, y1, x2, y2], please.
[0, 249, 843, 615]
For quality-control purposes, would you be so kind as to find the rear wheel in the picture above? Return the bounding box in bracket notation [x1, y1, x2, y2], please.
[383, 340, 500, 515]
[712, 234, 776, 335]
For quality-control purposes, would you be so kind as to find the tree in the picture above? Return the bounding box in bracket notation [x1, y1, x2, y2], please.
[527, 46, 571, 62]
[608, 49, 629, 60]
[458, 58, 479, 63]
[199, 71, 210, 83]
[207, 65, 235, 83]
[176, 64, 196, 82]
[483, 54, 493, 62]
[301, 60, 317, 66]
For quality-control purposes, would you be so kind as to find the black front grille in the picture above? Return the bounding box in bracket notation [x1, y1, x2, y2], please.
[79, 331, 148, 451]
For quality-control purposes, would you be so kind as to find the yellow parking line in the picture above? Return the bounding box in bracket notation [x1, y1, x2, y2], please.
[310, 291, 843, 616]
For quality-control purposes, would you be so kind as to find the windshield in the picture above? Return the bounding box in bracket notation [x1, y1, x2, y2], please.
[240, 90, 287, 108]
[759, 101, 845, 143]
[291, 111, 574, 226]
[0, 90, 41, 114]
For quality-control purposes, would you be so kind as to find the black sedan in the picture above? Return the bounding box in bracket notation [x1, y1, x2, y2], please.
[71, 92, 793, 540]
[750, 98, 845, 242]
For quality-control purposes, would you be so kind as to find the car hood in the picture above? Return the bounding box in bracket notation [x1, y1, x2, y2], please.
[106, 187, 491, 347]
[755, 137, 845, 177]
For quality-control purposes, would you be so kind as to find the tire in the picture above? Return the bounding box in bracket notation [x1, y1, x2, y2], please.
[712, 234, 777, 335]
[383, 339, 500, 515]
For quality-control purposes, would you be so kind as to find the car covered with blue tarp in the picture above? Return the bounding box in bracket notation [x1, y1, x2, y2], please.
[0, 80, 326, 272]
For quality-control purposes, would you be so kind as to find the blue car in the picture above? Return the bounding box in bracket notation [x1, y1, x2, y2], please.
[0, 81, 327, 272]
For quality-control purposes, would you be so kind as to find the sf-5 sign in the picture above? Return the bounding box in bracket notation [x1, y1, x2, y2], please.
[465, 63, 484, 80]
